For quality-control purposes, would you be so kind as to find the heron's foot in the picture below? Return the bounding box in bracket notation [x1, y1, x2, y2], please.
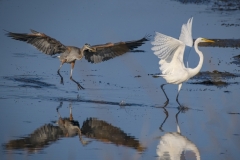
[70, 76, 85, 90]
[177, 105, 189, 113]
[60, 78, 64, 85]
[159, 127, 164, 132]
[77, 83, 85, 90]
[57, 70, 64, 85]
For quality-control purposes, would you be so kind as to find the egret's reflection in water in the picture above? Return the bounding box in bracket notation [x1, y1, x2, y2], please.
[3, 102, 145, 153]
[157, 107, 200, 160]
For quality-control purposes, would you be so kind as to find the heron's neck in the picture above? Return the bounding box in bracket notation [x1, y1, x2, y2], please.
[188, 38, 203, 78]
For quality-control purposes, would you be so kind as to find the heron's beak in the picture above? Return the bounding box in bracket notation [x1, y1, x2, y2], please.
[203, 38, 214, 43]
[86, 46, 94, 51]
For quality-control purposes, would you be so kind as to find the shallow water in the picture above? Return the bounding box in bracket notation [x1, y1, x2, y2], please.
[0, 0, 240, 160]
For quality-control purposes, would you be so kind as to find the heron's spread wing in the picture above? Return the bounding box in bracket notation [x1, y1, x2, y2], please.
[151, 32, 187, 77]
[179, 17, 193, 47]
[5, 29, 67, 55]
[84, 36, 149, 63]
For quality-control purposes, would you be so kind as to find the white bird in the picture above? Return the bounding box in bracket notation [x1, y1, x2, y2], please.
[156, 112, 200, 160]
[151, 17, 214, 107]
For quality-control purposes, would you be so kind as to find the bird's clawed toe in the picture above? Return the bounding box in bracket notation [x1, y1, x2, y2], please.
[77, 84, 85, 90]
[60, 78, 64, 85]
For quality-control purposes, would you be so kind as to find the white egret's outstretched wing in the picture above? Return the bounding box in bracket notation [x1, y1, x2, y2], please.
[151, 32, 183, 62]
[179, 17, 193, 67]
[179, 17, 193, 47]
[5, 30, 67, 55]
[151, 32, 188, 83]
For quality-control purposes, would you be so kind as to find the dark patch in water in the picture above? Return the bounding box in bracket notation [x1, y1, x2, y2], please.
[189, 80, 229, 87]
[192, 70, 238, 80]
[3, 75, 56, 89]
[54, 97, 144, 107]
[231, 55, 240, 67]
[228, 112, 240, 115]
[12, 52, 38, 58]
[175, 0, 240, 11]
[15, 95, 144, 107]
[197, 39, 240, 48]
[190, 70, 239, 87]
[18, 85, 42, 88]
[174, 0, 210, 4]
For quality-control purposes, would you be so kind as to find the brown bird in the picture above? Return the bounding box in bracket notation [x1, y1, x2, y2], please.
[6, 29, 149, 90]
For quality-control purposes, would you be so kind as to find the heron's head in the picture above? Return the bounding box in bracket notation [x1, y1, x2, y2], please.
[83, 43, 93, 51]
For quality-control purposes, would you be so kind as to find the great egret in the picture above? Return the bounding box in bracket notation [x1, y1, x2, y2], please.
[157, 108, 200, 160]
[151, 17, 214, 107]
[6, 29, 149, 90]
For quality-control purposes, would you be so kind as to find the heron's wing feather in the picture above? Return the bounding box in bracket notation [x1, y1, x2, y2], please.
[179, 17, 193, 47]
[84, 36, 149, 63]
[6, 29, 67, 55]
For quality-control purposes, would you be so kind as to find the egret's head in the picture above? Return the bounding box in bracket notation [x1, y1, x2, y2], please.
[200, 38, 214, 43]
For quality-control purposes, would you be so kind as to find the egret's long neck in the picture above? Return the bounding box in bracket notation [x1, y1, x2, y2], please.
[188, 38, 204, 78]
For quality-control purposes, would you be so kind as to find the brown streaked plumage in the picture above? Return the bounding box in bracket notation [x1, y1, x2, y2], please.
[5, 29, 149, 90]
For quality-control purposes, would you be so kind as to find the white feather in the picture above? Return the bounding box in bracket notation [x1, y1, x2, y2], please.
[179, 17, 193, 47]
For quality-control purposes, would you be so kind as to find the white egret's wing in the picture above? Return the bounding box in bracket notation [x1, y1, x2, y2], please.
[151, 32, 187, 78]
[179, 17, 193, 47]
[151, 32, 184, 63]
[183, 46, 192, 68]
[179, 17, 193, 68]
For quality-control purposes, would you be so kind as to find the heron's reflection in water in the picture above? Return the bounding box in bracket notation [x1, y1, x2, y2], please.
[3, 102, 145, 153]
[157, 107, 200, 160]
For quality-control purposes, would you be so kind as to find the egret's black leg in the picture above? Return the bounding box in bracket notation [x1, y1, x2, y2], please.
[70, 61, 84, 90]
[175, 107, 183, 133]
[176, 92, 182, 107]
[159, 107, 169, 131]
[161, 84, 169, 107]
[176, 83, 183, 108]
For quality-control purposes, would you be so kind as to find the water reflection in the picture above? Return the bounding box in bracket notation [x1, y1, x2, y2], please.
[157, 108, 200, 160]
[3, 102, 145, 153]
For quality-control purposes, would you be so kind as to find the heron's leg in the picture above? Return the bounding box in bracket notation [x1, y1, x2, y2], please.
[56, 102, 64, 125]
[161, 84, 169, 107]
[70, 61, 85, 90]
[56, 102, 63, 117]
[69, 103, 73, 121]
[176, 83, 182, 107]
[57, 60, 66, 85]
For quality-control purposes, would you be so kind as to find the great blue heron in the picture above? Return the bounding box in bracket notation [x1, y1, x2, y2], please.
[6, 29, 149, 90]
[151, 17, 214, 107]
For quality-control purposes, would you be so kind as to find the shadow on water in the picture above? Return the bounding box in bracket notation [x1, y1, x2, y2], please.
[2, 102, 146, 154]
[157, 106, 200, 160]
[3, 75, 56, 89]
